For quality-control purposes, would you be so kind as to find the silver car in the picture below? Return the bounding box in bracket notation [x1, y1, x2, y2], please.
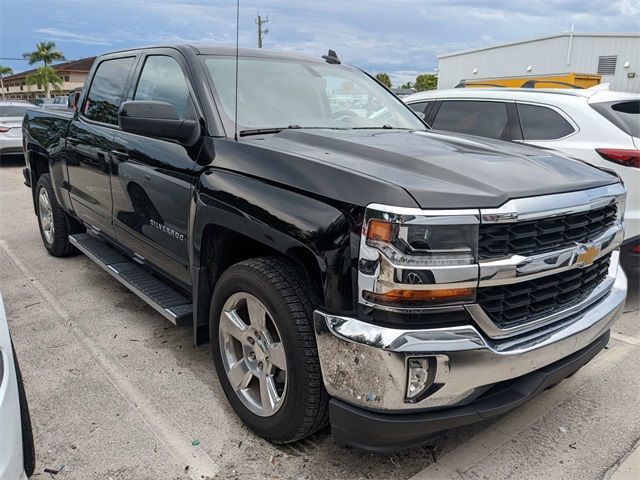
[0, 294, 35, 479]
[0, 101, 33, 158]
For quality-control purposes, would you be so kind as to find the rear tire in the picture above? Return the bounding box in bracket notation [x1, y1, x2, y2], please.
[35, 173, 81, 257]
[210, 256, 329, 443]
[12, 344, 35, 478]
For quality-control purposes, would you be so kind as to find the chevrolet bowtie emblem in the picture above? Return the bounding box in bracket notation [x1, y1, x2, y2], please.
[577, 245, 599, 267]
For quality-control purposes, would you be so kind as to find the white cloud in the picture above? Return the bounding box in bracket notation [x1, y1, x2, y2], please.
[34, 28, 119, 46]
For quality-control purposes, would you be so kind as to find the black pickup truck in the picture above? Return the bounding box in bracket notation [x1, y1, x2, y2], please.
[23, 45, 628, 451]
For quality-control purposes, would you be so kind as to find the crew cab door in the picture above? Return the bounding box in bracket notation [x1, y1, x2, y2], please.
[67, 55, 137, 236]
[110, 51, 201, 286]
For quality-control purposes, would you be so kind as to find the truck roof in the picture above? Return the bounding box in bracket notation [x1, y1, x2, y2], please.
[99, 44, 329, 65]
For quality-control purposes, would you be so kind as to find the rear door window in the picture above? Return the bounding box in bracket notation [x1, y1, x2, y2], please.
[134, 55, 195, 119]
[517, 103, 575, 140]
[591, 100, 639, 137]
[83, 57, 135, 125]
[430, 100, 510, 140]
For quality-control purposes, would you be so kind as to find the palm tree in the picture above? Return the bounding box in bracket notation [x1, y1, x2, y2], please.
[0, 65, 13, 99]
[25, 66, 63, 99]
[22, 41, 65, 99]
[22, 41, 65, 67]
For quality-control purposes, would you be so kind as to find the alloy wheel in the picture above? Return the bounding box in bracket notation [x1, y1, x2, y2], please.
[38, 187, 54, 244]
[219, 292, 287, 417]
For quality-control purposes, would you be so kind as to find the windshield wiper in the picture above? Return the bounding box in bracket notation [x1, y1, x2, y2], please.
[239, 125, 301, 137]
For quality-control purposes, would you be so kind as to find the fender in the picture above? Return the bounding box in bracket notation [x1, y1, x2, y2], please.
[189, 168, 360, 345]
[23, 110, 75, 214]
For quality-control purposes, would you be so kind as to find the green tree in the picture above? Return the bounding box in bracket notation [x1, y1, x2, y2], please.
[414, 73, 438, 91]
[22, 41, 65, 67]
[375, 73, 392, 88]
[25, 66, 63, 98]
[0, 65, 13, 99]
[401, 81, 412, 89]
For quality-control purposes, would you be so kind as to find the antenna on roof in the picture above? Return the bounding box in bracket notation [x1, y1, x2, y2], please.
[234, 0, 240, 142]
[322, 49, 341, 64]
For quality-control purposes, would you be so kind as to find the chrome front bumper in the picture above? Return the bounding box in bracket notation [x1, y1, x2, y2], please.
[314, 254, 627, 412]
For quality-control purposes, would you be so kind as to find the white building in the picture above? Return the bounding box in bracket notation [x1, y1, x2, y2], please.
[437, 32, 640, 93]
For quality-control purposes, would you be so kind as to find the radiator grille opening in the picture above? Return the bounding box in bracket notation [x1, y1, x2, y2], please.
[478, 204, 616, 260]
[477, 254, 611, 329]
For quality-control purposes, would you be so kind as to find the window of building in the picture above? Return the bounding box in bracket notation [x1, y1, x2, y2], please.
[597, 56, 617, 75]
[517, 104, 575, 140]
[64, 75, 70, 82]
[134, 55, 194, 119]
[83, 56, 135, 125]
[430, 100, 510, 139]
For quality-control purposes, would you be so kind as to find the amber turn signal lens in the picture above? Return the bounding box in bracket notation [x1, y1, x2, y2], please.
[364, 287, 475, 305]
[367, 220, 395, 242]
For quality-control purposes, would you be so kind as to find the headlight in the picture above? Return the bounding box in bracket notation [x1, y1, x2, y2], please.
[359, 204, 480, 309]
[366, 219, 477, 266]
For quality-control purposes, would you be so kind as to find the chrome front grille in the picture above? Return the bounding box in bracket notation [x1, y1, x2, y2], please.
[477, 254, 611, 329]
[478, 204, 617, 260]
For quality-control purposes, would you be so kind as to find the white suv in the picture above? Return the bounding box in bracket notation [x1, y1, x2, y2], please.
[404, 87, 639, 280]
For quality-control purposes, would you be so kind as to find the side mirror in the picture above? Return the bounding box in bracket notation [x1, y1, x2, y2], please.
[118, 101, 197, 142]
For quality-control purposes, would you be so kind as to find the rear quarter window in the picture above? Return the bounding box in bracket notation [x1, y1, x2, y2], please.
[516, 104, 575, 140]
[591, 100, 640, 137]
[0, 105, 30, 117]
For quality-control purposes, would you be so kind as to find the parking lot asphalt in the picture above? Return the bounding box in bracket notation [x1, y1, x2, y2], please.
[0, 157, 639, 480]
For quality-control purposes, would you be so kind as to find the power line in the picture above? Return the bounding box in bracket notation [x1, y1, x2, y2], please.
[0, 57, 82, 62]
[255, 14, 269, 48]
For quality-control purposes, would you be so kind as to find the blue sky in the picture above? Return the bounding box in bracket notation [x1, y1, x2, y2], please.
[1, 0, 638, 85]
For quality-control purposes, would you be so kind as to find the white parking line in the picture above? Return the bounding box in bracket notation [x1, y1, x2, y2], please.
[0, 240, 219, 480]
[410, 339, 636, 480]
[612, 332, 640, 347]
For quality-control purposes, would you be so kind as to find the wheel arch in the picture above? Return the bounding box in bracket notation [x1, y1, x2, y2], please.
[26, 148, 50, 213]
[190, 170, 355, 345]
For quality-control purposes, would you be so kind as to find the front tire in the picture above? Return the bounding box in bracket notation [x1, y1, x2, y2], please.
[210, 257, 329, 443]
[35, 173, 80, 257]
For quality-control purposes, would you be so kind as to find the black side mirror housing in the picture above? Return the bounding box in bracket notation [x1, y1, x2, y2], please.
[118, 101, 197, 142]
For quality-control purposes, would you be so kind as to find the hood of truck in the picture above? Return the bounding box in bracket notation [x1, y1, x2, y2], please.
[250, 129, 619, 208]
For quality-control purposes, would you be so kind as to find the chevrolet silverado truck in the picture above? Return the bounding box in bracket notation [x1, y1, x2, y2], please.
[22, 45, 627, 452]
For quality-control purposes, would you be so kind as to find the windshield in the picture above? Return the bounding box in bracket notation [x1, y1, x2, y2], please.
[202, 55, 426, 134]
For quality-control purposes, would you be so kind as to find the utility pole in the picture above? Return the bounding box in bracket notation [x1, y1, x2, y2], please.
[256, 14, 269, 48]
